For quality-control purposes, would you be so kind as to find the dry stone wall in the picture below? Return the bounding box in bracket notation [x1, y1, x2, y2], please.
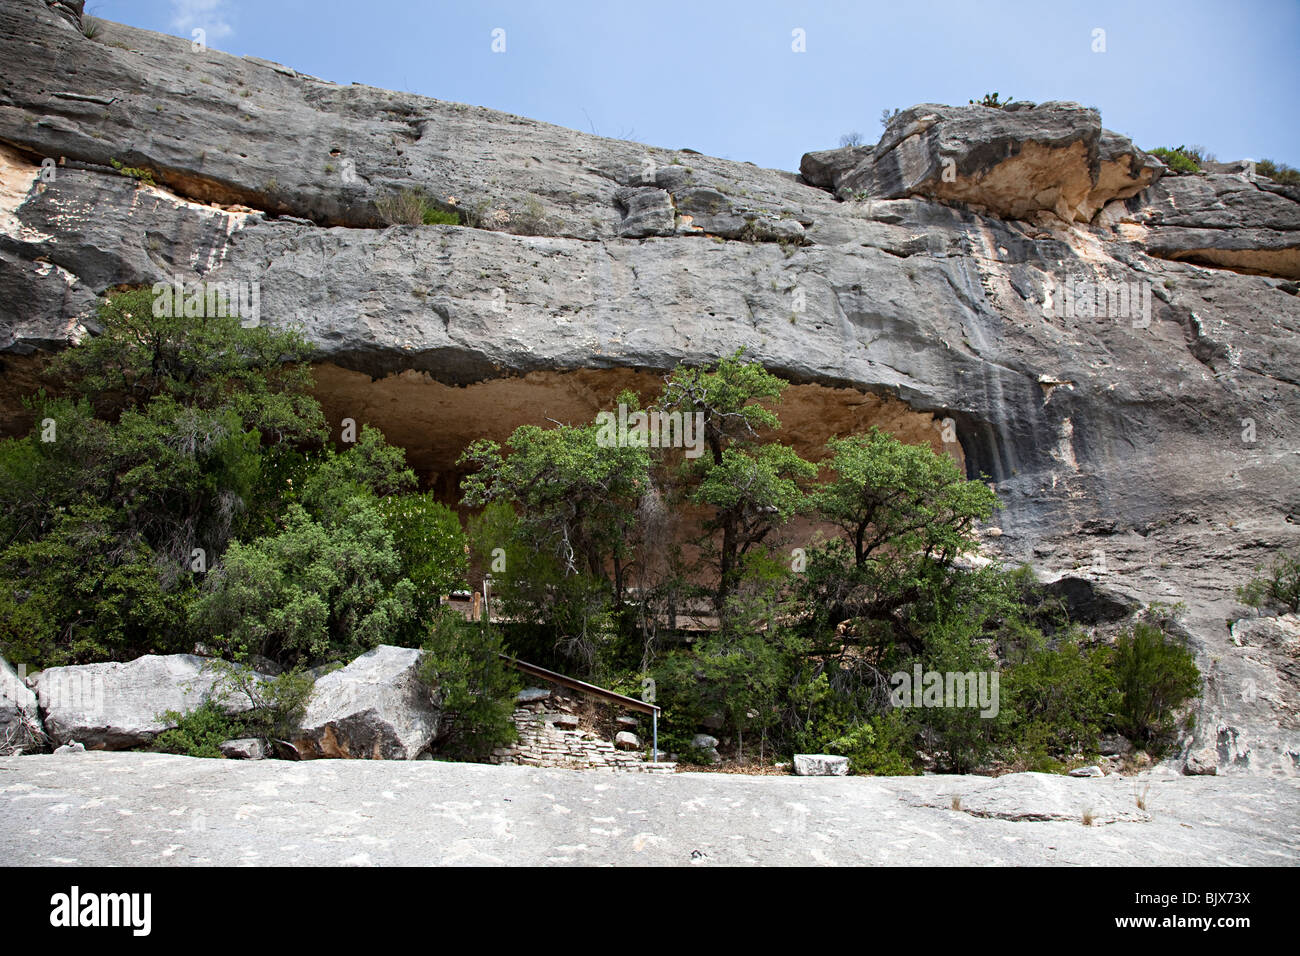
[490, 688, 674, 774]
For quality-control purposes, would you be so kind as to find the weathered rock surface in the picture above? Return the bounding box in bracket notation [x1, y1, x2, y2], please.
[291, 646, 438, 760]
[0, 656, 47, 754]
[794, 754, 850, 776]
[219, 738, 266, 760]
[1137, 170, 1300, 279]
[3, 752, 1296, 865]
[906, 771, 1146, 824]
[1184, 750, 1219, 776]
[801, 102, 1160, 223]
[0, 0, 1297, 773]
[515, 687, 552, 704]
[31, 654, 263, 750]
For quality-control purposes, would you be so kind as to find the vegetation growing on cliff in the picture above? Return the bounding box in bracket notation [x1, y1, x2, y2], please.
[460, 350, 1201, 772]
[1254, 159, 1300, 186]
[0, 289, 459, 671]
[1149, 146, 1203, 174]
[0, 300, 1201, 772]
[1238, 551, 1300, 613]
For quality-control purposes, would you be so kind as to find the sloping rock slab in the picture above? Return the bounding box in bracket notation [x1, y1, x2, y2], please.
[905, 772, 1151, 825]
[32, 654, 260, 750]
[291, 646, 438, 760]
[1, 655, 47, 754]
[1140, 173, 1300, 279]
[1230, 614, 1300, 651]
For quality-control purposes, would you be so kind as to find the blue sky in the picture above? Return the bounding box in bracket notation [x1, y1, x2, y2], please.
[93, 0, 1300, 172]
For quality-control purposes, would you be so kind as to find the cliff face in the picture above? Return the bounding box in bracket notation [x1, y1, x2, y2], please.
[2, 0, 1298, 772]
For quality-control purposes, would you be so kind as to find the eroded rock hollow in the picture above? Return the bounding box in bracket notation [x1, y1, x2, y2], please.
[1, 0, 1298, 773]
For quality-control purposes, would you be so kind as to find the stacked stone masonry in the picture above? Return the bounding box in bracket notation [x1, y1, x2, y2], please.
[489, 690, 674, 774]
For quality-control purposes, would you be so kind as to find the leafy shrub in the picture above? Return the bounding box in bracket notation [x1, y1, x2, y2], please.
[151, 702, 241, 758]
[375, 188, 461, 227]
[824, 712, 918, 775]
[970, 92, 1013, 108]
[1110, 620, 1200, 749]
[193, 497, 416, 667]
[422, 206, 461, 225]
[1237, 551, 1300, 613]
[150, 656, 314, 758]
[109, 158, 156, 186]
[378, 492, 469, 643]
[1255, 159, 1300, 186]
[1001, 631, 1116, 764]
[417, 609, 520, 760]
[207, 656, 315, 739]
[1149, 146, 1201, 174]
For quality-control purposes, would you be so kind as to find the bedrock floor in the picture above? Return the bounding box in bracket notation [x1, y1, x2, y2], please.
[1, 753, 1296, 866]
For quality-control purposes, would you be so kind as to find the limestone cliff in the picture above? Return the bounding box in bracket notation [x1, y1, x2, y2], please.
[1, 0, 1297, 773]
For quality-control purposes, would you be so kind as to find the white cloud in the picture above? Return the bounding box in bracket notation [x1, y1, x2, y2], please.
[170, 0, 234, 41]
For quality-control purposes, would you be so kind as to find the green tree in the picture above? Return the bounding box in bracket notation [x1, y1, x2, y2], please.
[417, 609, 521, 759]
[0, 505, 191, 666]
[460, 405, 653, 671]
[802, 427, 997, 655]
[52, 287, 324, 444]
[0, 289, 330, 667]
[460, 406, 651, 602]
[380, 492, 468, 601]
[660, 351, 813, 613]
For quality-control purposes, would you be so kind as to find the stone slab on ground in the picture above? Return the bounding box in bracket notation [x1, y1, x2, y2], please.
[794, 754, 850, 776]
[2, 753, 1296, 866]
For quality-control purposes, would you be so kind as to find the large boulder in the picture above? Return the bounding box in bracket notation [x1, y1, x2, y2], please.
[291, 646, 439, 760]
[32, 654, 263, 750]
[1, 655, 48, 754]
[801, 102, 1159, 222]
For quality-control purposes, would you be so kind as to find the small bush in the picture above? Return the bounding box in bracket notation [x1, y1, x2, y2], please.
[1255, 159, 1300, 186]
[375, 188, 461, 227]
[970, 92, 1013, 109]
[422, 206, 460, 226]
[824, 712, 918, 776]
[1111, 620, 1200, 750]
[509, 195, 549, 235]
[109, 158, 156, 186]
[1237, 551, 1300, 613]
[208, 657, 314, 739]
[150, 658, 314, 757]
[1149, 146, 1201, 175]
[1002, 631, 1116, 763]
[417, 609, 520, 760]
[151, 702, 241, 758]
